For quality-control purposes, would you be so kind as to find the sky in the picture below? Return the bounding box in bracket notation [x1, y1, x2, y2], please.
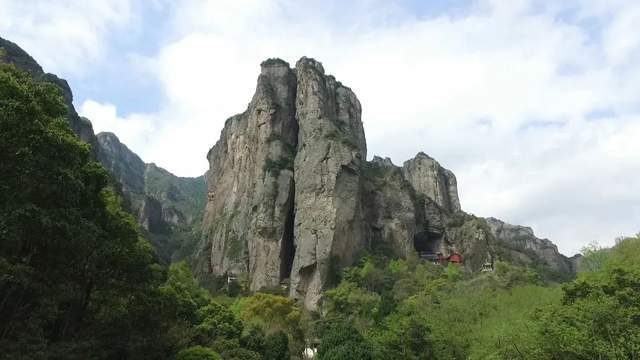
[1, 0, 639, 255]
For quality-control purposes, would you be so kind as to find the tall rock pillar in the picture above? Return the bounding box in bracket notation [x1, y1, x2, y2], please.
[289, 57, 367, 309]
[198, 59, 298, 290]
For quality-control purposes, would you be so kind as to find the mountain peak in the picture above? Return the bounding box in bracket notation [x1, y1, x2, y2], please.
[196, 57, 574, 310]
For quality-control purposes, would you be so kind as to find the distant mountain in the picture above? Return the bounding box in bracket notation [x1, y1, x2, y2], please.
[0, 36, 207, 262]
[96, 132, 206, 261]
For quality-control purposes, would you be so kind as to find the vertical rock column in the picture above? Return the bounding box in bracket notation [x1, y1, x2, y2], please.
[198, 59, 298, 290]
[290, 57, 367, 309]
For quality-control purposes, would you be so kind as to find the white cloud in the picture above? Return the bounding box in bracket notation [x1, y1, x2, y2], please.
[0, 0, 132, 74]
[73, 0, 640, 255]
[80, 100, 155, 149]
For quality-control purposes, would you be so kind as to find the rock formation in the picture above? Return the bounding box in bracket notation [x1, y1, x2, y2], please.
[403, 152, 461, 213]
[290, 57, 368, 308]
[197, 58, 298, 291]
[198, 57, 576, 309]
[485, 217, 576, 273]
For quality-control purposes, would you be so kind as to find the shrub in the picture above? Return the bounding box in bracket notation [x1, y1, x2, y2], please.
[264, 331, 289, 360]
[317, 323, 372, 360]
[176, 346, 222, 360]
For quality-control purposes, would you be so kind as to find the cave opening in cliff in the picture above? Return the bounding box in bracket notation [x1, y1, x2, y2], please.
[280, 190, 296, 282]
[414, 230, 442, 255]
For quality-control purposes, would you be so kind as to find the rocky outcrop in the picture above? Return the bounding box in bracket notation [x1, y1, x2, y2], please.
[363, 156, 493, 271]
[200, 57, 576, 309]
[198, 57, 371, 307]
[139, 196, 164, 232]
[97, 132, 146, 196]
[362, 157, 418, 259]
[403, 152, 461, 213]
[0, 37, 99, 153]
[485, 217, 574, 273]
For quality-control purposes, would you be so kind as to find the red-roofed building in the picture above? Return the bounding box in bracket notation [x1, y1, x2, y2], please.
[448, 253, 462, 265]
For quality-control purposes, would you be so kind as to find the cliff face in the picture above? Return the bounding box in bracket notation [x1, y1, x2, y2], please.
[403, 152, 461, 213]
[199, 57, 575, 310]
[197, 58, 370, 307]
[198, 59, 298, 290]
[485, 217, 575, 273]
[290, 57, 368, 308]
[97, 132, 207, 261]
[0, 37, 99, 154]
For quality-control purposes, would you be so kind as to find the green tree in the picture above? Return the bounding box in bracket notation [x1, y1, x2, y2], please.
[370, 315, 434, 360]
[317, 324, 372, 360]
[233, 293, 301, 335]
[196, 302, 243, 344]
[233, 292, 304, 354]
[579, 242, 610, 272]
[264, 331, 289, 360]
[535, 235, 640, 359]
[220, 348, 262, 360]
[323, 281, 382, 327]
[160, 261, 210, 322]
[0, 62, 168, 358]
[176, 346, 222, 360]
[240, 327, 266, 354]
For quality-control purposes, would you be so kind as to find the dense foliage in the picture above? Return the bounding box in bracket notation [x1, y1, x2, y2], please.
[0, 62, 170, 358]
[0, 64, 291, 359]
[318, 235, 640, 359]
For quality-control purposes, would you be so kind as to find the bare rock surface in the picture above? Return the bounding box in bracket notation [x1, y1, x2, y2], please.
[199, 57, 577, 309]
[485, 217, 575, 273]
[403, 152, 461, 213]
[289, 57, 367, 308]
[197, 59, 298, 290]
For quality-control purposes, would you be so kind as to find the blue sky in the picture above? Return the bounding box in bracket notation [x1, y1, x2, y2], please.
[1, 0, 639, 255]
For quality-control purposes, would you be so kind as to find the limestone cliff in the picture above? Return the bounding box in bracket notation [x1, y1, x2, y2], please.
[290, 57, 368, 308]
[200, 57, 576, 309]
[198, 59, 298, 291]
[403, 152, 461, 213]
